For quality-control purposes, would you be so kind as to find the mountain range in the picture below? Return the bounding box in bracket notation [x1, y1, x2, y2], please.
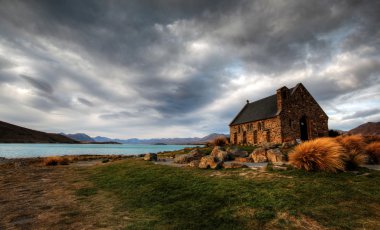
[348, 122, 380, 136]
[62, 133, 229, 145]
[0, 120, 78, 143]
[1, 119, 379, 144]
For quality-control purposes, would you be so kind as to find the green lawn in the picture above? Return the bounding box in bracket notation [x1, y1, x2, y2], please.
[83, 159, 380, 229]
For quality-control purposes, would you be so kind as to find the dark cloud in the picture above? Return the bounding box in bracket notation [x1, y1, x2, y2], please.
[0, 0, 379, 136]
[343, 108, 380, 120]
[77, 97, 94, 107]
[20, 74, 53, 94]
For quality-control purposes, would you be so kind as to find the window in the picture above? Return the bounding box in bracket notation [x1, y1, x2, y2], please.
[262, 121, 265, 129]
[289, 118, 292, 127]
[258, 122, 261, 131]
[238, 126, 241, 133]
[266, 131, 270, 142]
[253, 130, 257, 144]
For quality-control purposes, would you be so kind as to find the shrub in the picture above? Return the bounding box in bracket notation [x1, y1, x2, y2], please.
[328, 129, 340, 137]
[336, 135, 366, 153]
[343, 150, 368, 170]
[365, 142, 380, 164]
[211, 136, 229, 147]
[44, 156, 70, 166]
[288, 138, 346, 172]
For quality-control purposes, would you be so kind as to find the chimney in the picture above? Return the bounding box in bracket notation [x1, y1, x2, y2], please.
[276, 86, 289, 112]
[246, 100, 250, 104]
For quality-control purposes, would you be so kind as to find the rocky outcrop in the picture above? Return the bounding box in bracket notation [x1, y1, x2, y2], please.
[198, 156, 223, 169]
[174, 148, 204, 164]
[210, 146, 231, 161]
[144, 153, 157, 161]
[266, 148, 284, 163]
[250, 148, 267, 163]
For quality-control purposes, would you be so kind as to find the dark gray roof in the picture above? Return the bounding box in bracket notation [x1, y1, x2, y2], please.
[229, 94, 278, 126]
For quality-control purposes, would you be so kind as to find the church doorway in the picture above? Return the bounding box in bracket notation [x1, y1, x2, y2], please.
[300, 116, 309, 141]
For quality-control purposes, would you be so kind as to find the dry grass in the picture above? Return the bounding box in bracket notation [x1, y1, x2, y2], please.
[289, 138, 346, 172]
[366, 142, 380, 164]
[43, 156, 70, 166]
[211, 136, 229, 147]
[344, 150, 368, 170]
[336, 135, 366, 153]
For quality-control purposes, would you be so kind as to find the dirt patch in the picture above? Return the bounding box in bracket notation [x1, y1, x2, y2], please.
[268, 211, 327, 230]
[0, 161, 129, 229]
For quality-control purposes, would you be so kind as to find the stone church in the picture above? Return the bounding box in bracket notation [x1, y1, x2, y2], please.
[229, 83, 328, 145]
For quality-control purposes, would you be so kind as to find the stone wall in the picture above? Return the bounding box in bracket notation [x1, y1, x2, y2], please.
[230, 117, 282, 145]
[279, 84, 329, 142]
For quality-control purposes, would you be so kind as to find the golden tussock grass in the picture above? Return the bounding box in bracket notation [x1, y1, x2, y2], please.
[289, 138, 346, 172]
[365, 142, 380, 164]
[343, 150, 368, 170]
[211, 136, 229, 147]
[336, 135, 366, 153]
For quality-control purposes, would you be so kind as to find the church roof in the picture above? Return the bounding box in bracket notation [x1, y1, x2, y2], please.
[229, 94, 278, 126]
[229, 86, 297, 126]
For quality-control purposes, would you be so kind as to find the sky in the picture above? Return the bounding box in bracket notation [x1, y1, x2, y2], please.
[0, 0, 379, 138]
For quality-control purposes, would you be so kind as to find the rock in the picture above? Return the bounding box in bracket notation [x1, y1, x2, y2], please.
[188, 148, 204, 158]
[266, 148, 284, 163]
[227, 148, 249, 158]
[198, 156, 223, 169]
[174, 148, 204, 164]
[250, 148, 267, 163]
[235, 157, 252, 163]
[262, 143, 276, 150]
[281, 141, 296, 149]
[144, 153, 157, 161]
[211, 146, 231, 161]
[174, 154, 194, 164]
[223, 162, 248, 169]
[189, 160, 200, 167]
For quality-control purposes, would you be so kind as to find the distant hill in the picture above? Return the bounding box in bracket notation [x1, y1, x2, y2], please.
[62, 133, 95, 142]
[0, 121, 78, 143]
[91, 133, 229, 145]
[348, 122, 380, 136]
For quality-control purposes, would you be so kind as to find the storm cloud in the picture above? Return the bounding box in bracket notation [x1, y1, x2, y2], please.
[0, 0, 379, 138]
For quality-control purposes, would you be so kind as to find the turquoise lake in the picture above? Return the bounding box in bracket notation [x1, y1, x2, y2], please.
[0, 144, 201, 158]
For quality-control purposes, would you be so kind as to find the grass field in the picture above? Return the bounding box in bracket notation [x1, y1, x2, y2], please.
[82, 159, 380, 229]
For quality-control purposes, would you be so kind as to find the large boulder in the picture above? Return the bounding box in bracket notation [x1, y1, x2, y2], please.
[198, 156, 223, 169]
[266, 148, 284, 163]
[211, 146, 231, 161]
[174, 149, 204, 164]
[144, 153, 157, 161]
[250, 148, 267, 163]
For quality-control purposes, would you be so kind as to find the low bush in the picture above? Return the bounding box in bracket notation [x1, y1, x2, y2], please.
[365, 142, 380, 164]
[343, 150, 368, 170]
[44, 156, 70, 166]
[211, 136, 229, 147]
[288, 138, 346, 172]
[336, 135, 366, 153]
